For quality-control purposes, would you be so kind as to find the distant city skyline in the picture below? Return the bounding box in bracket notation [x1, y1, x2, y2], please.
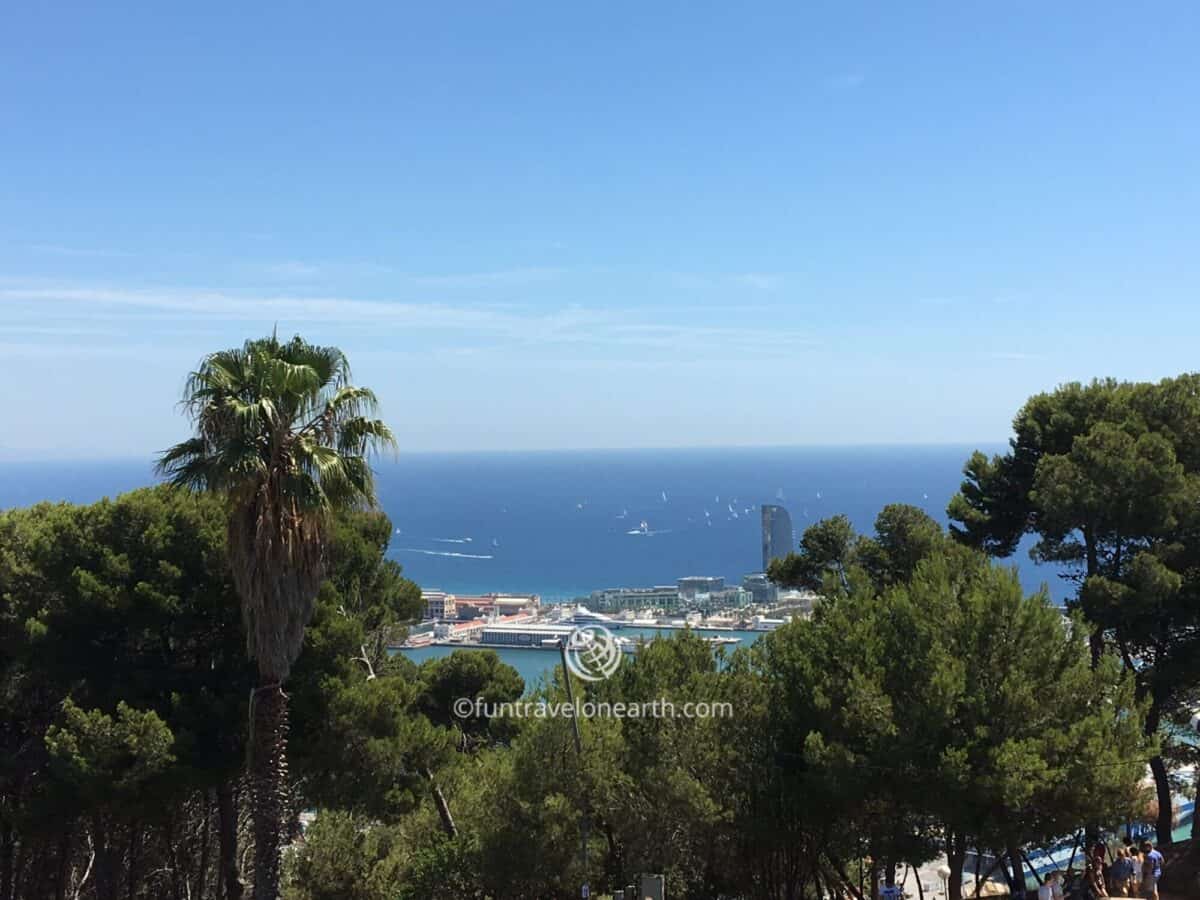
[4, 3, 1200, 457]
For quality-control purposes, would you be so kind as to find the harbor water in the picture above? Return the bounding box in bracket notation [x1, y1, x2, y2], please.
[395, 626, 765, 689]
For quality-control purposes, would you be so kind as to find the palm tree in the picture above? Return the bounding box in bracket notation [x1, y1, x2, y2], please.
[158, 334, 395, 900]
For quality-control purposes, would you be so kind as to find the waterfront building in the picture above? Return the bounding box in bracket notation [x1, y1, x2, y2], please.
[748, 614, 789, 631]
[451, 593, 540, 619]
[742, 572, 779, 605]
[590, 585, 681, 612]
[677, 575, 725, 601]
[435, 611, 537, 642]
[493, 594, 540, 614]
[422, 590, 456, 620]
[707, 586, 752, 608]
[761, 504, 794, 571]
[775, 588, 819, 619]
[434, 619, 487, 641]
[479, 623, 576, 647]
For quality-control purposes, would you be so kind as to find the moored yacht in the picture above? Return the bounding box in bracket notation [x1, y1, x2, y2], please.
[569, 604, 623, 629]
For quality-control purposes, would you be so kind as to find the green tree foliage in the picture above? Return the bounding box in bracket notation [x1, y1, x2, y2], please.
[417, 651, 525, 746]
[44, 701, 177, 900]
[0, 487, 252, 900]
[282, 811, 403, 900]
[769, 509, 1149, 899]
[0, 485, 422, 900]
[283, 815, 486, 900]
[948, 375, 1200, 844]
[289, 536, 1150, 900]
[769, 503, 943, 594]
[322, 510, 423, 667]
[591, 633, 752, 897]
[767, 512, 859, 591]
[786, 549, 1144, 898]
[297, 671, 453, 821]
[45, 700, 176, 811]
[281, 645, 529, 899]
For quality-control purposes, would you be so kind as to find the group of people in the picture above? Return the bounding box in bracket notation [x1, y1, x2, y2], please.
[1102, 841, 1164, 899]
[1037, 839, 1164, 900]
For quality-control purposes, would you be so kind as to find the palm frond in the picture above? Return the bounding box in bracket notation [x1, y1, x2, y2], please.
[336, 417, 397, 458]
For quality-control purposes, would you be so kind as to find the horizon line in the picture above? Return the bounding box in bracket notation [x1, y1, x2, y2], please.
[0, 439, 1010, 465]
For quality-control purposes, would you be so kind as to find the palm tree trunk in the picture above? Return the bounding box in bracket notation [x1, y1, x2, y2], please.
[250, 682, 289, 900]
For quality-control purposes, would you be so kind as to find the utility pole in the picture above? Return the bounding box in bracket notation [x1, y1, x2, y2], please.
[559, 638, 591, 899]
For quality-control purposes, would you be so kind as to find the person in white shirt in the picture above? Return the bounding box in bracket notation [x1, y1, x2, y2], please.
[1038, 869, 1064, 900]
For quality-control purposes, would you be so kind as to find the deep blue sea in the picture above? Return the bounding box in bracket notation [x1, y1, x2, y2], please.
[0, 445, 1069, 605]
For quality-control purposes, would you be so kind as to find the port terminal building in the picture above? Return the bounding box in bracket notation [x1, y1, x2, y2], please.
[478, 623, 576, 647]
[422, 590, 540, 621]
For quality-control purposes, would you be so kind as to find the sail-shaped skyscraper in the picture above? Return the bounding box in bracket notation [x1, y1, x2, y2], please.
[761, 503, 794, 572]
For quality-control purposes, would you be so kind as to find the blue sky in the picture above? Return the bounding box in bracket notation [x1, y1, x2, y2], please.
[2, 2, 1199, 458]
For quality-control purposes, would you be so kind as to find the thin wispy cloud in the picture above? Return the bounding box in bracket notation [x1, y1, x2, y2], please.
[0, 286, 513, 329]
[244, 263, 565, 287]
[0, 340, 190, 360]
[21, 243, 134, 259]
[986, 351, 1041, 361]
[0, 282, 816, 358]
[249, 259, 398, 280]
[735, 273, 782, 291]
[259, 260, 324, 279]
[0, 324, 130, 337]
[406, 267, 567, 288]
[666, 271, 786, 292]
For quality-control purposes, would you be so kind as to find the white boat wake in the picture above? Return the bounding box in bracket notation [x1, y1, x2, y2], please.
[394, 547, 494, 560]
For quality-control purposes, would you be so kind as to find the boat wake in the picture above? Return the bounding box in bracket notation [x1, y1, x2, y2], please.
[395, 547, 494, 560]
[432, 537, 473, 544]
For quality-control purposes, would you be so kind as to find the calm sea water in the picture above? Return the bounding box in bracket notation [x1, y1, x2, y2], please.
[0, 445, 1065, 604]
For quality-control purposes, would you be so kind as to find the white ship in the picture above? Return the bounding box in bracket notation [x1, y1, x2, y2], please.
[569, 605, 623, 629]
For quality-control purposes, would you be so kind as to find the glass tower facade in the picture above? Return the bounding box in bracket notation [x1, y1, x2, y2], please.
[761, 504, 794, 572]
